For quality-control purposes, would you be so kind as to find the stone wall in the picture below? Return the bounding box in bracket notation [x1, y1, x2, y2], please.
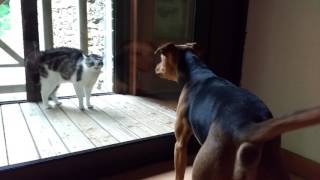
[52, 0, 105, 55]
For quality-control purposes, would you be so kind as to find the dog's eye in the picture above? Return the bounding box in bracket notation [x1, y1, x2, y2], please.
[98, 61, 103, 66]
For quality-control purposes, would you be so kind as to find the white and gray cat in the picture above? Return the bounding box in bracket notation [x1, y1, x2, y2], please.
[37, 47, 103, 110]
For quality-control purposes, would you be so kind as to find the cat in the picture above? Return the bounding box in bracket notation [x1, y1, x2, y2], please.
[36, 47, 104, 110]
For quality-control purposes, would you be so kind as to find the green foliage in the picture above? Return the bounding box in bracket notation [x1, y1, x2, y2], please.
[0, 0, 10, 37]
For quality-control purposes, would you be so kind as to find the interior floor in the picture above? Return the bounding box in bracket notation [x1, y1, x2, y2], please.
[106, 160, 305, 180]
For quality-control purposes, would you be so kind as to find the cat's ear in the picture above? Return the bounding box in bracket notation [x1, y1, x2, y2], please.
[83, 54, 89, 60]
[89, 54, 103, 60]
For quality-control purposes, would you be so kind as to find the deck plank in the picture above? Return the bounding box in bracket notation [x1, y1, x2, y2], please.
[0, 94, 176, 168]
[0, 106, 8, 166]
[59, 99, 118, 147]
[100, 95, 173, 134]
[69, 98, 139, 141]
[114, 95, 176, 129]
[20, 103, 68, 158]
[1, 104, 39, 165]
[90, 97, 158, 138]
[130, 96, 177, 118]
[39, 103, 95, 152]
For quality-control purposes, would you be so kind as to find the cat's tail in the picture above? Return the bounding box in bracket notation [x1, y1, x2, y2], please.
[240, 106, 320, 142]
[25, 49, 43, 67]
[25, 47, 43, 85]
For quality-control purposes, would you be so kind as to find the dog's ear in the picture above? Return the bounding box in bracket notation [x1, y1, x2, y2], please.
[154, 42, 177, 56]
[177, 42, 204, 58]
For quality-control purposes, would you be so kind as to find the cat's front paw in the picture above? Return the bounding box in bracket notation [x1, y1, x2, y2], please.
[44, 105, 52, 109]
[79, 105, 85, 111]
[87, 105, 94, 109]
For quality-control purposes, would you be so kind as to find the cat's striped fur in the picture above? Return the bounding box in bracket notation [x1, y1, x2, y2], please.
[36, 47, 103, 110]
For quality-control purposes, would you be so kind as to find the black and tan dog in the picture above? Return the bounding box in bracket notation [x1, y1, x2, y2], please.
[154, 42, 320, 180]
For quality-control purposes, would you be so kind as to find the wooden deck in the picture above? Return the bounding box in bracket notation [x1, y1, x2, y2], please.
[0, 94, 176, 168]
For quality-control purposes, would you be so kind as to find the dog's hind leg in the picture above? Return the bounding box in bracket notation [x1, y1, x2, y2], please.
[233, 142, 263, 180]
[192, 124, 237, 180]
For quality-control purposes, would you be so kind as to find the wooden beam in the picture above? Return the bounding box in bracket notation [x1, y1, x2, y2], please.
[79, 0, 88, 54]
[0, 64, 23, 68]
[41, 0, 53, 49]
[0, 39, 24, 64]
[0, 85, 25, 94]
[21, 0, 41, 102]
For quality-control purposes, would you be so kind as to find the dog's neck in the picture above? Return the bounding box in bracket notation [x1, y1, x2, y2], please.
[177, 51, 216, 86]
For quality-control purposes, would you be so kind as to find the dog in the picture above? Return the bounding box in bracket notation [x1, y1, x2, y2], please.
[154, 42, 320, 180]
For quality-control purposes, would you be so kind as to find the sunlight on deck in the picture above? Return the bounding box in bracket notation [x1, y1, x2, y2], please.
[0, 94, 176, 167]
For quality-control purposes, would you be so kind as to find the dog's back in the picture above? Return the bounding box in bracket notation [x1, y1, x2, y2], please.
[186, 77, 272, 144]
[181, 51, 272, 144]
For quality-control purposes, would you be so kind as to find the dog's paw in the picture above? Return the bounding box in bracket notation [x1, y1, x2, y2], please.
[87, 105, 94, 109]
[55, 102, 62, 106]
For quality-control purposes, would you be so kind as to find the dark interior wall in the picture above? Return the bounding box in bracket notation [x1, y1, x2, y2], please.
[194, 0, 249, 85]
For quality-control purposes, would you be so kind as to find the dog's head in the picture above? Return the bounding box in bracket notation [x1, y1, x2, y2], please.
[154, 42, 202, 81]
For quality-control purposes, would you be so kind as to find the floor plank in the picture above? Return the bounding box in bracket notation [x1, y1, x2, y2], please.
[0, 107, 8, 166]
[59, 99, 118, 147]
[20, 103, 68, 158]
[39, 103, 95, 152]
[1, 104, 39, 165]
[102, 95, 173, 134]
[91, 97, 157, 138]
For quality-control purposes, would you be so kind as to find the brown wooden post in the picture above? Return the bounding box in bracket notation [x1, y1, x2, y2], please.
[79, 0, 88, 54]
[21, 0, 41, 102]
[113, 0, 131, 94]
[129, 0, 138, 95]
[42, 0, 54, 49]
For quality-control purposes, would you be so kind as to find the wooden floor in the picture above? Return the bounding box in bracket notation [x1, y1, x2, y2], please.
[107, 162, 305, 180]
[0, 94, 176, 168]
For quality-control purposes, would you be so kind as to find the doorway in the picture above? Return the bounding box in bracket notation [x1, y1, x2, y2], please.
[0, 0, 114, 103]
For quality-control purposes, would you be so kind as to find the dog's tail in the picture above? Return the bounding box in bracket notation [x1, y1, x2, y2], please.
[241, 106, 320, 143]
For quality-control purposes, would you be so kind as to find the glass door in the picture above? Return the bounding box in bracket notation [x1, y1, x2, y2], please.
[113, 0, 195, 98]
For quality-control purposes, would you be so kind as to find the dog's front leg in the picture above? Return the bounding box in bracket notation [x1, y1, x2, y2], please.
[174, 115, 192, 180]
